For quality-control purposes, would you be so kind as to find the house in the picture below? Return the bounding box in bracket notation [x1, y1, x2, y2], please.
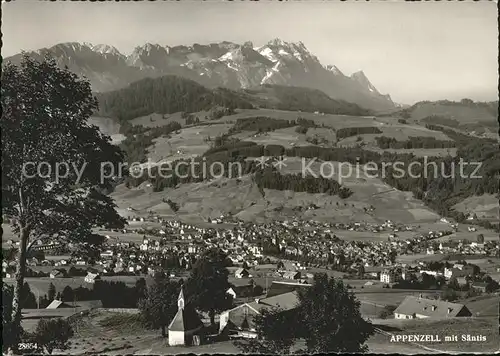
[380, 269, 400, 284]
[471, 282, 489, 293]
[266, 281, 312, 298]
[227, 279, 256, 299]
[226, 287, 238, 299]
[168, 288, 204, 346]
[84, 272, 101, 284]
[234, 268, 250, 279]
[219, 291, 300, 337]
[393, 296, 472, 319]
[50, 269, 66, 279]
[46, 300, 73, 309]
[444, 265, 475, 280]
[282, 271, 301, 280]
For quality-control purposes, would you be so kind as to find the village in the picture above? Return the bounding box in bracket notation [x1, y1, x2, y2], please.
[3, 214, 499, 347]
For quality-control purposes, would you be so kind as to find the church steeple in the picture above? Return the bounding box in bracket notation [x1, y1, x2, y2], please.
[178, 287, 185, 310]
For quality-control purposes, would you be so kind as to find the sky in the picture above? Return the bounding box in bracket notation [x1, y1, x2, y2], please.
[2, 1, 498, 104]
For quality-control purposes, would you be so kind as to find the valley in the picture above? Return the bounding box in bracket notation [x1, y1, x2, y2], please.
[2, 33, 498, 356]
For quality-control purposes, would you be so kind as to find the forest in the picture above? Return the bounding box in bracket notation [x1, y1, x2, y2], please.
[96, 75, 254, 121]
[375, 136, 456, 149]
[336, 126, 383, 139]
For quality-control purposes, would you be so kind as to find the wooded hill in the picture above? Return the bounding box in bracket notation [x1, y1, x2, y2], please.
[96, 75, 372, 122]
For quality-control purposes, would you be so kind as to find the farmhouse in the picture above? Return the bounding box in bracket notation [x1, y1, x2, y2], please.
[226, 280, 254, 299]
[394, 296, 472, 319]
[380, 269, 401, 284]
[50, 269, 66, 279]
[444, 265, 475, 280]
[234, 268, 250, 279]
[266, 281, 312, 297]
[46, 300, 72, 309]
[219, 291, 300, 337]
[282, 271, 301, 280]
[84, 272, 101, 284]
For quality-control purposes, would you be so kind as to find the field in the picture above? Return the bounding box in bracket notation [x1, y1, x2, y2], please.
[452, 193, 499, 221]
[48, 310, 432, 354]
[145, 123, 233, 166]
[87, 106, 497, 232]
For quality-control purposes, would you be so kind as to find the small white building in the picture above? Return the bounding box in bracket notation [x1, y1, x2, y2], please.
[168, 288, 204, 346]
[84, 272, 101, 284]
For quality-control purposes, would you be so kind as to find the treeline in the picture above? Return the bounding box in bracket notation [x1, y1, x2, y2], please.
[229, 116, 295, 133]
[421, 115, 460, 128]
[119, 121, 181, 163]
[125, 157, 260, 192]
[425, 123, 497, 146]
[375, 136, 456, 149]
[203, 142, 382, 166]
[61, 280, 145, 308]
[96, 75, 253, 121]
[254, 169, 352, 198]
[416, 99, 498, 116]
[336, 126, 382, 139]
[295, 117, 318, 134]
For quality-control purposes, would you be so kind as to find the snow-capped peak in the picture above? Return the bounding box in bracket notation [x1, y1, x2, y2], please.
[92, 44, 122, 56]
[267, 38, 288, 48]
[257, 46, 279, 63]
[219, 51, 234, 61]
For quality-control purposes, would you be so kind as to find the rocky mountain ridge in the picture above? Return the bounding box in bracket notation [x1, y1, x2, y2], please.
[5, 39, 395, 111]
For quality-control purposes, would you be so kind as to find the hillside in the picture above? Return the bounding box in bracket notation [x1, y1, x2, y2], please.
[95, 76, 254, 121]
[95, 76, 372, 121]
[111, 104, 499, 233]
[4, 39, 395, 112]
[397, 100, 498, 137]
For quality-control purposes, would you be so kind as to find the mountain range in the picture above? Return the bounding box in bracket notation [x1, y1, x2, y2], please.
[4, 39, 395, 112]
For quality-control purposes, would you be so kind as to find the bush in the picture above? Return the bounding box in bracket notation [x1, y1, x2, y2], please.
[295, 126, 309, 134]
[378, 305, 397, 319]
[33, 318, 74, 354]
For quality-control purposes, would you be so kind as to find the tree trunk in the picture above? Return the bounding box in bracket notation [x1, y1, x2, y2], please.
[161, 325, 166, 337]
[11, 226, 29, 346]
[209, 310, 215, 326]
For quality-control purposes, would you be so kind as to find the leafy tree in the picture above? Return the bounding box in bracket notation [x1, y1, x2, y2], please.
[1, 55, 126, 343]
[296, 273, 374, 353]
[135, 277, 147, 302]
[477, 234, 485, 244]
[378, 305, 397, 319]
[234, 307, 296, 354]
[48, 283, 56, 302]
[21, 282, 37, 309]
[447, 277, 460, 291]
[61, 286, 74, 303]
[441, 285, 459, 302]
[235, 273, 374, 354]
[185, 248, 233, 326]
[277, 260, 285, 271]
[138, 271, 179, 337]
[33, 318, 74, 354]
[357, 265, 365, 278]
[2, 285, 16, 352]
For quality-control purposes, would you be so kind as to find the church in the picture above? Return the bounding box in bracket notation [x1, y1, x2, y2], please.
[168, 287, 204, 346]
